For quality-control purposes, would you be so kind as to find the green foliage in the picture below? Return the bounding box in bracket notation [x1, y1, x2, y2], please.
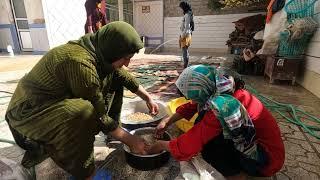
[208, 0, 268, 10]
[223, 0, 266, 8]
[208, 0, 225, 10]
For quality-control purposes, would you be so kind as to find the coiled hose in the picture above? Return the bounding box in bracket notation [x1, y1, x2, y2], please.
[246, 85, 320, 139]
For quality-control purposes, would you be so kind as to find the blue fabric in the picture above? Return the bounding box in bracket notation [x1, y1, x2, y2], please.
[70, 169, 111, 180]
[93, 169, 112, 180]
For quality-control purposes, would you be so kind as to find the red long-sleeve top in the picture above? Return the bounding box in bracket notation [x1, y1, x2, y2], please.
[169, 89, 285, 176]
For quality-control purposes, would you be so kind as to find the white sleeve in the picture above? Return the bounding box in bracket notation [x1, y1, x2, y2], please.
[182, 13, 191, 37]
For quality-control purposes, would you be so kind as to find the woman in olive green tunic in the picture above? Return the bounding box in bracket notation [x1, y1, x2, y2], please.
[5, 21, 158, 179]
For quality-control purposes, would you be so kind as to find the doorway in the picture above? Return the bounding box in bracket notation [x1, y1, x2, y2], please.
[10, 0, 33, 51]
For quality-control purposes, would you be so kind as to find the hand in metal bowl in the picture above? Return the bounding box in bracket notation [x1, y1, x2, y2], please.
[147, 140, 169, 155]
[123, 127, 172, 170]
[128, 135, 150, 155]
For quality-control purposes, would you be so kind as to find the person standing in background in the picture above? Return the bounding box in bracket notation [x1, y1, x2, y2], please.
[179, 1, 194, 68]
[85, 0, 108, 33]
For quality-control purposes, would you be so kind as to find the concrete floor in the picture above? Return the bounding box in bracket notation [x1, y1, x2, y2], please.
[0, 53, 319, 180]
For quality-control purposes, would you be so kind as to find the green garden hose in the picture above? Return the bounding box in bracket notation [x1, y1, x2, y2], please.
[0, 138, 15, 145]
[1, 85, 319, 143]
[246, 85, 320, 139]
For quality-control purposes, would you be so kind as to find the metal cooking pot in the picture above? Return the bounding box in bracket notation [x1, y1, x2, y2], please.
[120, 100, 168, 131]
[123, 127, 171, 171]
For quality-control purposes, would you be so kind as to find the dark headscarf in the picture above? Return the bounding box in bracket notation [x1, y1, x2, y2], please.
[70, 21, 143, 77]
[179, 1, 192, 14]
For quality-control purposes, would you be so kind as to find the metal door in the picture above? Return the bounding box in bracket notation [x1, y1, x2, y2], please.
[106, 0, 133, 25]
[10, 0, 33, 51]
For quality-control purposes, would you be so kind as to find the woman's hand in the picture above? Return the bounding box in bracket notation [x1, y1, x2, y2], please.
[147, 140, 169, 155]
[146, 99, 159, 115]
[134, 85, 159, 115]
[110, 127, 148, 155]
[128, 136, 149, 155]
[155, 113, 184, 138]
[155, 118, 169, 139]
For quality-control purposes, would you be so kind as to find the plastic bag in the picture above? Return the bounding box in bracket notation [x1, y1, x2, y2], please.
[175, 155, 225, 180]
[0, 157, 33, 180]
[253, 30, 264, 40]
[259, 5, 288, 55]
[243, 49, 256, 61]
[263, 8, 287, 40]
[258, 36, 280, 55]
[287, 17, 318, 41]
[168, 97, 198, 132]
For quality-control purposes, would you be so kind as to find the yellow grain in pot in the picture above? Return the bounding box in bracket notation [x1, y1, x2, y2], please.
[126, 112, 153, 122]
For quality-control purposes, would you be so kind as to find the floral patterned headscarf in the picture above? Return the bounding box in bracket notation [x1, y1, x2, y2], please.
[175, 64, 234, 107]
[175, 65, 258, 160]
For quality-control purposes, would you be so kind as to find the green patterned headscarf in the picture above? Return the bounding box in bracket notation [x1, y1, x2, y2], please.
[70, 21, 144, 77]
[176, 65, 258, 160]
[208, 94, 258, 160]
[175, 65, 234, 107]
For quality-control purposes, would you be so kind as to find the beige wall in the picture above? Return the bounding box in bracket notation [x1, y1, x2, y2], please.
[164, 13, 263, 52]
[0, 0, 45, 24]
[134, 1, 163, 37]
[24, 0, 45, 24]
[298, 2, 320, 98]
[0, 0, 15, 51]
[298, 69, 320, 98]
[0, 0, 49, 52]
[0, 0, 14, 24]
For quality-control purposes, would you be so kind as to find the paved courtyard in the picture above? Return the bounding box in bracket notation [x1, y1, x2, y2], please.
[0, 53, 319, 180]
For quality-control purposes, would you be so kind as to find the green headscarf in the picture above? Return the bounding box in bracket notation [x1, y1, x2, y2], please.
[208, 94, 258, 160]
[70, 21, 144, 77]
[176, 65, 258, 160]
[175, 65, 234, 107]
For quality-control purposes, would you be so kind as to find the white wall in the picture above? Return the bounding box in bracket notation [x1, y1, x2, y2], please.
[164, 13, 262, 52]
[0, 0, 14, 24]
[298, 2, 320, 98]
[42, 0, 87, 48]
[0, 0, 16, 51]
[134, 0, 163, 47]
[0, 0, 49, 52]
[0, 28, 14, 50]
[25, 0, 49, 52]
[24, 0, 45, 24]
[305, 2, 320, 74]
[305, 28, 320, 74]
[29, 29, 50, 52]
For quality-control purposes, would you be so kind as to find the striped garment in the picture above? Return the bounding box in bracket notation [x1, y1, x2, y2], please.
[206, 94, 258, 160]
[5, 21, 143, 179]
